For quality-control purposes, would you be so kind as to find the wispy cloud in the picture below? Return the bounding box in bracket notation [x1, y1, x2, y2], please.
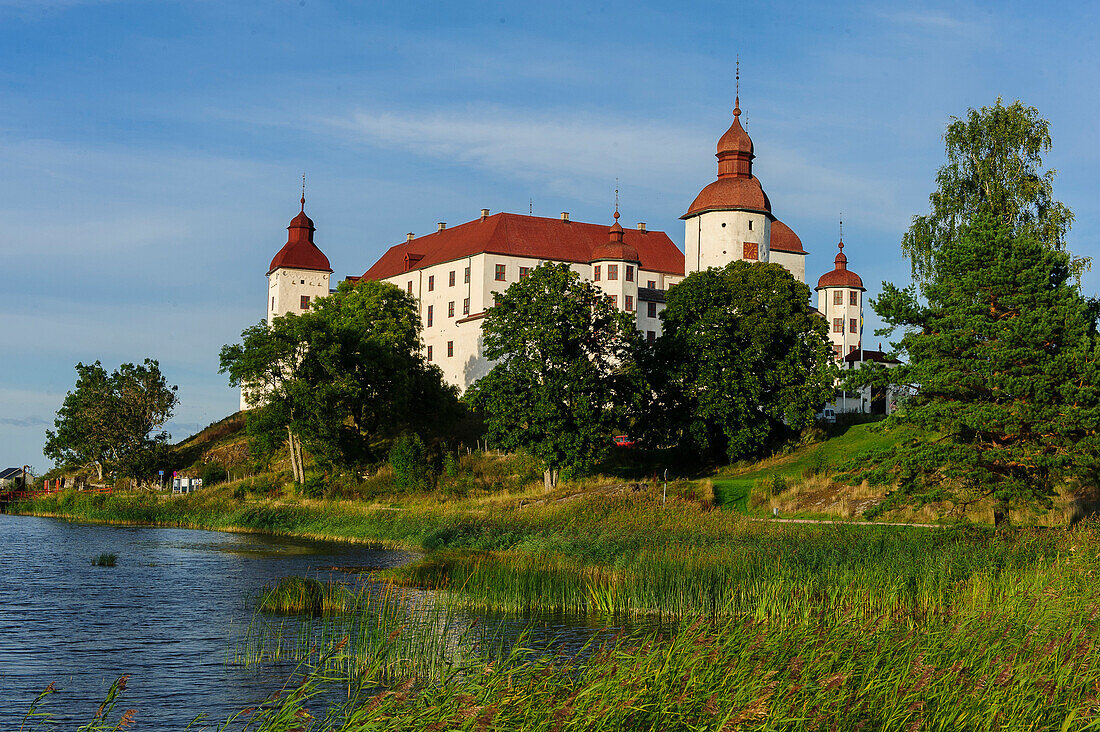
[0, 416, 50, 427]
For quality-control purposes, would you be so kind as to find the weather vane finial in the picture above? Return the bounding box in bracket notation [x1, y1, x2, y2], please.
[734, 55, 741, 117]
[614, 179, 620, 219]
[300, 173, 306, 212]
[839, 215, 844, 249]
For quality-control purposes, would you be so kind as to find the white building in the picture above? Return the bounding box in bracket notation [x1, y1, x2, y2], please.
[256, 95, 866, 396]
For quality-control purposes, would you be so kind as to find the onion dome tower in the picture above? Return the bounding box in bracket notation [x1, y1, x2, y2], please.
[682, 65, 773, 275]
[590, 206, 641, 315]
[266, 188, 333, 325]
[815, 237, 865, 359]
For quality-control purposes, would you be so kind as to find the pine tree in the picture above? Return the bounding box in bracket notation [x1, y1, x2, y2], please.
[869, 213, 1100, 524]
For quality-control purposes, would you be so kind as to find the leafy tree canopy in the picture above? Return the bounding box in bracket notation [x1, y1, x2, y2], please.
[866, 213, 1100, 524]
[45, 359, 178, 481]
[466, 263, 641, 483]
[644, 261, 836, 464]
[902, 98, 1086, 283]
[220, 279, 460, 473]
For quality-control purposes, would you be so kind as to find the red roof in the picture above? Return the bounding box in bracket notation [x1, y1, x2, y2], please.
[769, 219, 805, 254]
[684, 101, 771, 218]
[361, 212, 684, 280]
[815, 241, 864, 290]
[683, 176, 771, 218]
[268, 205, 332, 275]
[844, 349, 899, 365]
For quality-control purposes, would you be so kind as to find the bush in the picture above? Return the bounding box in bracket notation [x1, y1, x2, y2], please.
[301, 472, 326, 499]
[200, 462, 228, 487]
[389, 433, 432, 492]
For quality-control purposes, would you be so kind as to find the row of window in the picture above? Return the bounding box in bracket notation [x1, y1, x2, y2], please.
[832, 290, 860, 306]
[411, 265, 662, 293]
[831, 344, 860, 357]
[427, 342, 455, 361]
[833, 318, 858, 334]
[593, 264, 636, 282]
[425, 298, 473, 326]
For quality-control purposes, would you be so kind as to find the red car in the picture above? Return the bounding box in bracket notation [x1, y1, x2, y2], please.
[613, 435, 636, 448]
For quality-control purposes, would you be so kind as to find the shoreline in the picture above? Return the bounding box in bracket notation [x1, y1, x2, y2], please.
[10, 508, 418, 549]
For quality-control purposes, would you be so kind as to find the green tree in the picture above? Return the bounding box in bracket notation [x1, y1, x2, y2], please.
[647, 261, 835, 463]
[466, 263, 641, 488]
[45, 359, 179, 482]
[902, 98, 1086, 283]
[866, 213, 1100, 525]
[220, 280, 460, 477]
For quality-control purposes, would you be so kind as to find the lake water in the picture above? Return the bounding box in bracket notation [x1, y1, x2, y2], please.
[0, 514, 622, 729]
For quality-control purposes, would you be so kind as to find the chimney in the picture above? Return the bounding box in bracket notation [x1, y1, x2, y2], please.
[561, 212, 570, 222]
[637, 222, 647, 232]
[437, 222, 446, 232]
[481, 208, 490, 220]
[406, 232, 414, 242]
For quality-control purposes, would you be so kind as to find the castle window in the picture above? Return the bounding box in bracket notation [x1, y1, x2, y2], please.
[833, 318, 843, 333]
[748, 220, 753, 230]
[626, 265, 634, 282]
[594, 265, 601, 282]
[271, 296, 274, 310]
[607, 295, 616, 308]
[832, 344, 842, 358]
[300, 279, 305, 284]
[850, 291, 858, 306]
[850, 318, 858, 333]
[427, 345, 433, 361]
[300, 295, 310, 310]
[648, 302, 657, 318]
[449, 271, 456, 287]
[850, 345, 858, 354]
[647, 280, 656, 289]
[743, 242, 758, 261]
[495, 264, 506, 281]
[608, 264, 618, 281]
[464, 267, 470, 283]
[426, 305, 433, 327]
[463, 298, 470, 315]
[625, 295, 634, 312]
[407, 281, 413, 293]
[834, 290, 844, 306]
[447, 341, 454, 358]
[428, 275, 434, 292]
[647, 331, 656, 344]
[519, 267, 530, 279]
[448, 301, 455, 318]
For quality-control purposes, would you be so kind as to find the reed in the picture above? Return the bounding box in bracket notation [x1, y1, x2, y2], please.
[91, 552, 117, 567]
[257, 576, 355, 616]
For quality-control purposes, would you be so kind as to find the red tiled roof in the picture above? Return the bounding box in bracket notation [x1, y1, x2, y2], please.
[815, 242, 864, 290]
[362, 213, 684, 280]
[683, 175, 772, 218]
[770, 219, 806, 254]
[268, 208, 332, 275]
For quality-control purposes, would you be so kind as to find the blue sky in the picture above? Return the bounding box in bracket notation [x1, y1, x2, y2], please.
[1, 0, 1097, 471]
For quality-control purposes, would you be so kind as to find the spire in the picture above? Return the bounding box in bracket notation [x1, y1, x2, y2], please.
[609, 184, 624, 243]
[716, 58, 754, 179]
[300, 173, 306, 213]
[834, 238, 848, 269]
[734, 55, 741, 118]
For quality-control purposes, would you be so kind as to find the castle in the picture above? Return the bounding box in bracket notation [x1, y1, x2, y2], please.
[254, 94, 883, 413]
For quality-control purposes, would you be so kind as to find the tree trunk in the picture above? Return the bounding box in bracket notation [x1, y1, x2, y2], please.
[543, 468, 559, 492]
[287, 426, 302, 484]
[95, 461, 104, 482]
[993, 500, 1009, 528]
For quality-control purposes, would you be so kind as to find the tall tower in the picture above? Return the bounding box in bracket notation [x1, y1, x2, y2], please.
[266, 195, 332, 324]
[815, 239, 865, 359]
[682, 91, 773, 274]
[241, 194, 332, 411]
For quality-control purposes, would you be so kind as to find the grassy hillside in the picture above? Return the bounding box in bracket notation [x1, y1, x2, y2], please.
[710, 421, 913, 513]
